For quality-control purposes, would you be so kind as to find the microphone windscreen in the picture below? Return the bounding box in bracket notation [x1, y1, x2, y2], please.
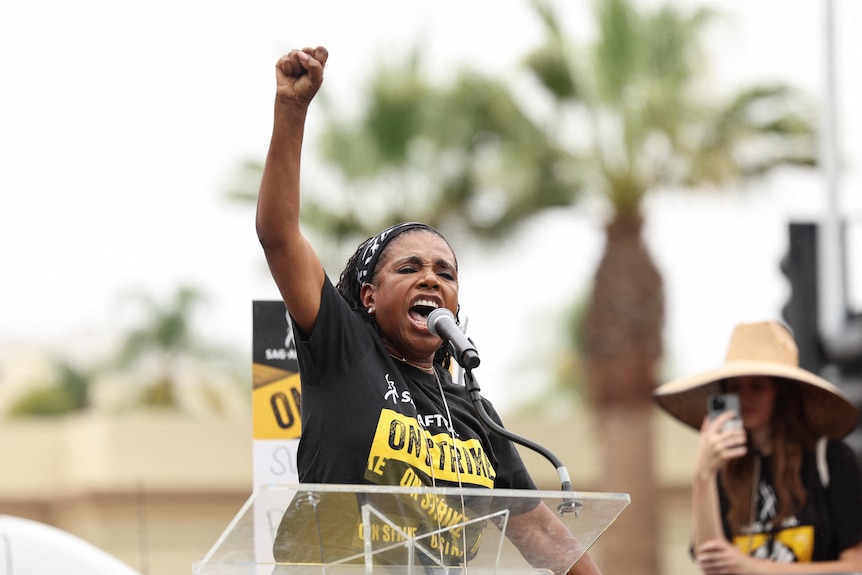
[426, 308, 454, 337]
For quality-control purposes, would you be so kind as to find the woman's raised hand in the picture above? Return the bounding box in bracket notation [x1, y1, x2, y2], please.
[695, 412, 748, 478]
[274, 46, 328, 106]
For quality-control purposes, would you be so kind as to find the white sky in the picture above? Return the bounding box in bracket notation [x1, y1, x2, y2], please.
[2, 0, 861, 414]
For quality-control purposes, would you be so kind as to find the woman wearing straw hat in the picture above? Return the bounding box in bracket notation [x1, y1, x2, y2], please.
[654, 321, 862, 574]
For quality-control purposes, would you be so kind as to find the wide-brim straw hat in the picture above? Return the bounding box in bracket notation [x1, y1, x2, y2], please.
[653, 321, 859, 439]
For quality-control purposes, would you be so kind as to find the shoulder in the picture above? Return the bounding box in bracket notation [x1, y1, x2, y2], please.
[825, 439, 858, 465]
[294, 276, 380, 378]
[819, 438, 862, 490]
[311, 276, 367, 333]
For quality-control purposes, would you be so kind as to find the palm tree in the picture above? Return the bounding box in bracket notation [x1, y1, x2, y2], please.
[113, 286, 211, 407]
[519, 1, 814, 573]
[6, 360, 91, 418]
[317, 3, 814, 573]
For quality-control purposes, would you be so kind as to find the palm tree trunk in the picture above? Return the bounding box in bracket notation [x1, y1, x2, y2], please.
[582, 212, 663, 575]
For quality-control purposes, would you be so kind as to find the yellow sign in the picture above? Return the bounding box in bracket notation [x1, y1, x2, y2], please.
[252, 368, 302, 440]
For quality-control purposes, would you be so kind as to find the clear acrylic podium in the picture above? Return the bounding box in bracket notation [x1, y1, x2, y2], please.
[193, 484, 629, 575]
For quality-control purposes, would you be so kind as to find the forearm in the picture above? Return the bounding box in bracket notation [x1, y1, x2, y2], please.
[691, 473, 725, 547]
[256, 98, 326, 331]
[256, 99, 308, 251]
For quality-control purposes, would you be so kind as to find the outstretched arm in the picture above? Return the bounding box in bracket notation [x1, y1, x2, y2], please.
[256, 46, 329, 335]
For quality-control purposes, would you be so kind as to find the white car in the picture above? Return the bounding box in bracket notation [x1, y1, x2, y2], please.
[0, 515, 141, 575]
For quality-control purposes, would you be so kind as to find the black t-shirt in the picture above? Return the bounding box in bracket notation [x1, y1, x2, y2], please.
[275, 278, 538, 566]
[293, 276, 537, 491]
[719, 440, 862, 562]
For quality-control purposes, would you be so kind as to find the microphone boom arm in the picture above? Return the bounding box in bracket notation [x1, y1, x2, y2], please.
[463, 369, 574, 493]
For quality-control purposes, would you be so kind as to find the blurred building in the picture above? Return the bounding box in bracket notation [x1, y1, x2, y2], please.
[0, 407, 699, 574]
[0, 412, 252, 574]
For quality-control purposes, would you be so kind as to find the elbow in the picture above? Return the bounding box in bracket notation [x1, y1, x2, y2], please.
[256, 227, 284, 257]
[256, 207, 297, 253]
[255, 213, 281, 252]
[255, 218, 269, 248]
[256, 218, 298, 262]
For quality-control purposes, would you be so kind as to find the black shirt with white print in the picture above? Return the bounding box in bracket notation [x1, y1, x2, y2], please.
[718, 440, 862, 562]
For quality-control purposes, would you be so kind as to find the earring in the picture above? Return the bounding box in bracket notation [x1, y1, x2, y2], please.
[367, 307, 374, 314]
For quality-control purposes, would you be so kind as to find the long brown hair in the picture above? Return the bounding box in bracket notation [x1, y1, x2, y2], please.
[720, 379, 818, 533]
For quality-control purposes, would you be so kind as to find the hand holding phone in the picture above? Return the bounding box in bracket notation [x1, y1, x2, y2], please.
[707, 393, 742, 431]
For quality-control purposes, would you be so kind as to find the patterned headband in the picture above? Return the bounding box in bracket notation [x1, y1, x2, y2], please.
[355, 222, 438, 285]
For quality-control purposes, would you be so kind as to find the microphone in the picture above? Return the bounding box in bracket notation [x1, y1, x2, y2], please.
[427, 308, 480, 370]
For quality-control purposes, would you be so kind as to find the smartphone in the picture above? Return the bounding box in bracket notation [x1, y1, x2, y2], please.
[707, 393, 742, 430]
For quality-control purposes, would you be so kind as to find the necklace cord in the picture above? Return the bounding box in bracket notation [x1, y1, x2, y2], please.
[430, 366, 469, 569]
[747, 455, 761, 554]
[405, 361, 468, 569]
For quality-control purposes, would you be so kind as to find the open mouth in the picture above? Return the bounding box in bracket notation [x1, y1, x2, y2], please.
[408, 299, 439, 326]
